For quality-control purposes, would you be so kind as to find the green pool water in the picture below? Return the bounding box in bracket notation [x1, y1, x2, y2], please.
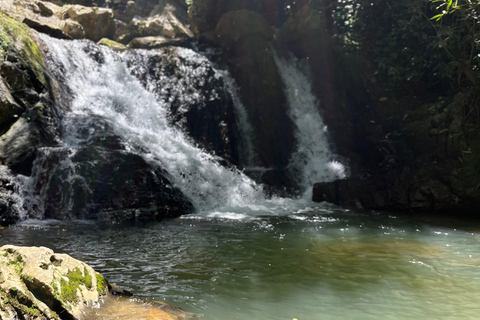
[2, 204, 480, 319]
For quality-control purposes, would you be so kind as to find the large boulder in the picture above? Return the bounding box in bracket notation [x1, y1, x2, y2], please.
[63, 5, 115, 41]
[25, 116, 194, 222]
[0, 245, 109, 320]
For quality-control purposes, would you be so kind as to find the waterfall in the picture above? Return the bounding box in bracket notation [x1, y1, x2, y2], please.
[219, 71, 256, 166]
[273, 53, 346, 192]
[22, 35, 264, 215]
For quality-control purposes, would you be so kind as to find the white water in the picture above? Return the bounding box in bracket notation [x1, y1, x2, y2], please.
[39, 36, 263, 212]
[274, 53, 347, 190]
[219, 70, 256, 166]
[12, 35, 349, 220]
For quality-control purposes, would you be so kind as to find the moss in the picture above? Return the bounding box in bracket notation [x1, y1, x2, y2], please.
[83, 267, 92, 289]
[56, 267, 94, 303]
[59, 277, 77, 303]
[4, 252, 26, 275]
[97, 38, 127, 50]
[95, 273, 108, 294]
[0, 13, 47, 87]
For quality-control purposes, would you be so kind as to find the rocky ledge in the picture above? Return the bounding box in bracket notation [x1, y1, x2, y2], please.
[0, 245, 196, 320]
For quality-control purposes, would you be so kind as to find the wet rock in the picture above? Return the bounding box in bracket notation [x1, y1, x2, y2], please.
[28, 129, 194, 221]
[123, 48, 240, 165]
[0, 166, 23, 226]
[313, 175, 410, 211]
[63, 5, 115, 41]
[0, 78, 24, 134]
[0, 61, 27, 91]
[97, 38, 127, 50]
[0, 245, 109, 320]
[127, 36, 189, 49]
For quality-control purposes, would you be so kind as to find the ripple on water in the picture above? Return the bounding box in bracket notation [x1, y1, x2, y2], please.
[3, 211, 480, 319]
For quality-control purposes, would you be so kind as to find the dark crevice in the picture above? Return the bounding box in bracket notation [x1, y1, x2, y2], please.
[22, 277, 75, 320]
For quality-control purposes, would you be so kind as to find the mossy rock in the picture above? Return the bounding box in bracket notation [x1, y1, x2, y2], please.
[0, 245, 109, 320]
[97, 38, 127, 50]
[0, 13, 47, 88]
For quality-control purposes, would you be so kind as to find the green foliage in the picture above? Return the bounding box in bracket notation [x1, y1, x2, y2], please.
[428, 0, 480, 87]
[329, 0, 480, 107]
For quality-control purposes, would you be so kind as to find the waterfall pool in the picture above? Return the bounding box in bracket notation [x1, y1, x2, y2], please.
[2, 204, 480, 320]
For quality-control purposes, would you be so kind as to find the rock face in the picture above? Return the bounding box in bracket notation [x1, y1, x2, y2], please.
[63, 5, 115, 42]
[0, 245, 109, 320]
[213, 10, 295, 171]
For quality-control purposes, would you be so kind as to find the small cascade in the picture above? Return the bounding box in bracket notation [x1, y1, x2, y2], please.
[219, 70, 256, 167]
[273, 53, 347, 192]
[20, 35, 264, 216]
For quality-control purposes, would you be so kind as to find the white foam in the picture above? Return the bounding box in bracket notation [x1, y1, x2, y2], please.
[273, 53, 347, 190]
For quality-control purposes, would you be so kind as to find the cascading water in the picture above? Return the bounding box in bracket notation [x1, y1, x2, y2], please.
[20, 35, 264, 216]
[273, 52, 347, 194]
[10, 34, 348, 221]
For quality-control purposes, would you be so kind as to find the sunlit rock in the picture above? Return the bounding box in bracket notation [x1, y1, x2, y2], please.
[127, 35, 188, 49]
[0, 245, 109, 320]
[63, 5, 115, 41]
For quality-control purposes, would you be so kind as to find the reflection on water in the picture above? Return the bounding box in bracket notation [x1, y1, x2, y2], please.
[2, 208, 480, 320]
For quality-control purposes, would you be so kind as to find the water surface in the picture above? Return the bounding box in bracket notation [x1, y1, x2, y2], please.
[2, 205, 480, 320]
